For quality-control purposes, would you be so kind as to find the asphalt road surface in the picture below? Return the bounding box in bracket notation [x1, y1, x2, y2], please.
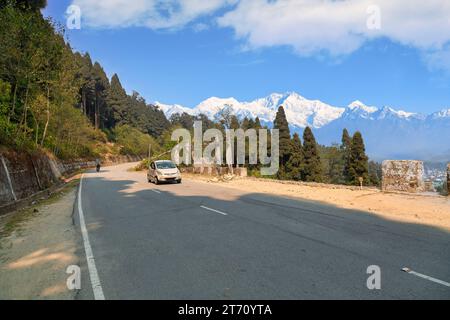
[74, 163, 450, 299]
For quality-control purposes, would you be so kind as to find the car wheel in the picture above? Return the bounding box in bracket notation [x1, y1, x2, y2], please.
[177, 179, 182, 184]
[155, 177, 160, 185]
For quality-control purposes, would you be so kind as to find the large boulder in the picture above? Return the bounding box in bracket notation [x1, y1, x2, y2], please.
[382, 160, 425, 193]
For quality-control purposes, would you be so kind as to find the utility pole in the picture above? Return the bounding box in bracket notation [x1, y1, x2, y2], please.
[148, 144, 151, 169]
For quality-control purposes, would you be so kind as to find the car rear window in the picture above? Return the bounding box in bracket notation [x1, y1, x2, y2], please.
[156, 162, 177, 169]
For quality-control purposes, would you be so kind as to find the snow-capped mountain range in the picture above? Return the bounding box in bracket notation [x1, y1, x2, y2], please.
[156, 92, 450, 161]
[157, 92, 345, 129]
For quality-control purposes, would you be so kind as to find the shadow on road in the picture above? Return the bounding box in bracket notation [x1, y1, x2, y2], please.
[75, 175, 450, 299]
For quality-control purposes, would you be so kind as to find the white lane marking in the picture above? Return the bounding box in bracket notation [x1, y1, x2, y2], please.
[78, 174, 106, 300]
[402, 267, 450, 288]
[151, 189, 161, 194]
[200, 205, 228, 216]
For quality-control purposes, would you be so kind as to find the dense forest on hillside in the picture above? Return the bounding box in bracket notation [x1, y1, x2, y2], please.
[0, 0, 379, 186]
[0, 0, 169, 159]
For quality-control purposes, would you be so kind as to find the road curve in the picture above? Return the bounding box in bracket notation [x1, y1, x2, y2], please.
[74, 163, 450, 299]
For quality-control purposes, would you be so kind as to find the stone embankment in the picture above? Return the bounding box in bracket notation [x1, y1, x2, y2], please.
[0, 149, 140, 211]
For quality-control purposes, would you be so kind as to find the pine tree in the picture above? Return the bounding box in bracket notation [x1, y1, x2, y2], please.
[229, 115, 241, 166]
[241, 117, 250, 130]
[92, 62, 109, 129]
[302, 127, 322, 182]
[170, 112, 195, 130]
[247, 117, 261, 173]
[106, 74, 128, 127]
[76, 53, 96, 119]
[286, 133, 303, 181]
[127, 91, 169, 137]
[320, 144, 345, 184]
[254, 117, 262, 129]
[347, 131, 369, 185]
[342, 128, 351, 149]
[230, 115, 240, 130]
[342, 128, 352, 183]
[273, 106, 291, 177]
[248, 118, 255, 129]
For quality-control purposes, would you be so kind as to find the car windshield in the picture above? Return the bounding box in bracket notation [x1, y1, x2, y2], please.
[156, 161, 177, 169]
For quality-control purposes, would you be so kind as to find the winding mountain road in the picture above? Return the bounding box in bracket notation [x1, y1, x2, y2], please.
[74, 163, 450, 299]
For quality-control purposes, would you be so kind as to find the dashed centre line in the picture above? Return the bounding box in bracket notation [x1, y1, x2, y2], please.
[200, 205, 228, 216]
[402, 267, 450, 288]
[148, 186, 228, 216]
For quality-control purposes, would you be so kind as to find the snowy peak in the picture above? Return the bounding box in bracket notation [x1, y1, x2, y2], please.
[156, 92, 344, 129]
[197, 97, 240, 112]
[343, 101, 378, 120]
[344, 101, 421, 121]
[429, 108, 450, 119]
[347, 100, 378, 113]
[156, 92, 446, 129]
[274, 93, 344, 128]
[375, 106, 419, 120]
[156, 102, 194, 118]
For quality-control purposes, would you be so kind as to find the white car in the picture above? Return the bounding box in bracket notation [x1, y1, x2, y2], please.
[148, 160, 182, 185]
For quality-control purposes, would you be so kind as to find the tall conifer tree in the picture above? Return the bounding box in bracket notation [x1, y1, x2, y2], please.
[342, 128, 352, 183]
[348, 131, 369, 185]
[286, 133, 303, 181]
[302, 127, 322, 182]
[273, 106, 291, 177]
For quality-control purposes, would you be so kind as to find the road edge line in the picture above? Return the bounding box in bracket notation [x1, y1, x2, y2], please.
[78, 174, 106, 300]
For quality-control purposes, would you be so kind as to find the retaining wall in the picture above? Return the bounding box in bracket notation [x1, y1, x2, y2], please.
[0, 149, 141, 208]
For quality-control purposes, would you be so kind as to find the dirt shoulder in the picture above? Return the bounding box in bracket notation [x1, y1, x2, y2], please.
[183, 173, 450, 232]
[0, 181, 79, 300]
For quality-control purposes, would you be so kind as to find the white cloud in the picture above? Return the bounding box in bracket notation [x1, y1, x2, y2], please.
[219, 0, 369, 56]
[217, 0, 450, 70]
[71, 0, 450, 71]
[72, 0, 237, 29]
[424, 46, 450, 73]
[72, 0, 151, 28]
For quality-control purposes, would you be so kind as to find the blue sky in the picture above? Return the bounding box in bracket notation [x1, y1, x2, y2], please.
[44, 0, 450, 113]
